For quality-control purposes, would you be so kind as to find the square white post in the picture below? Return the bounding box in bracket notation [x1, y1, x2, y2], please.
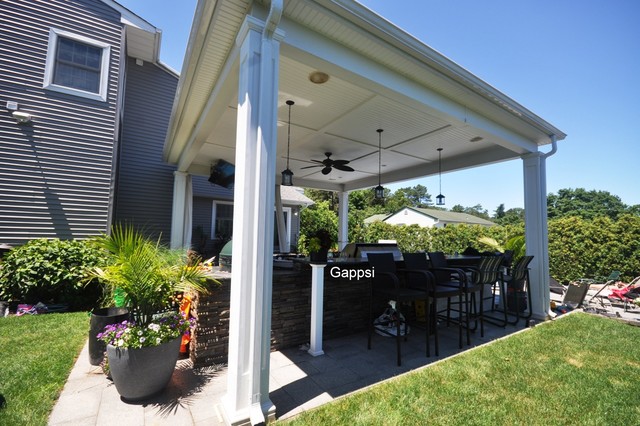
[308, 264, 326, 356]
[523, 152, 552, 320]
[223, 14, 284, 426]
[337, 191, 349, 251]
[170, 171, 192, 249]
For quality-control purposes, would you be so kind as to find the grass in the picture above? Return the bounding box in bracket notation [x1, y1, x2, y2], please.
[281, 313, 640, 425]
[0, 312, 89, 426]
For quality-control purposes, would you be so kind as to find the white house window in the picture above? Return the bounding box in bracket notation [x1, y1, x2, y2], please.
[43, 28, 111, 102]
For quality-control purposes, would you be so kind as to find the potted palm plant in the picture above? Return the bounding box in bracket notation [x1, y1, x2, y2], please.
[91, 224, 212, 401]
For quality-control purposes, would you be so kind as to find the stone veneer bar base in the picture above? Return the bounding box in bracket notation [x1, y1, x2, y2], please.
[189, 266, 376, 367]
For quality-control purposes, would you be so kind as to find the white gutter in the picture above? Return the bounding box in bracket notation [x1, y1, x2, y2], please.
[542, 134, 558, 159]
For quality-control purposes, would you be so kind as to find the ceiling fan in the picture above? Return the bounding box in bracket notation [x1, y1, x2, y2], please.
[301, 152, 354, 175]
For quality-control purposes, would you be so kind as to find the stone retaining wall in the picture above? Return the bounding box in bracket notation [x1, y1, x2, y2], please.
[189, 266, 372, 367]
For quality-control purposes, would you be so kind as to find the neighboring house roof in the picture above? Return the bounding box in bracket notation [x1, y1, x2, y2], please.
[409, 207, 495, 226]
[365, 207, 495, 227]
[364, 213, 391, 224]
[280, 186, 314, 207]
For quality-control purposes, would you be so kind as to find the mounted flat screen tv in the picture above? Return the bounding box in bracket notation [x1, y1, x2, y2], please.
[208, 159, 235, 188]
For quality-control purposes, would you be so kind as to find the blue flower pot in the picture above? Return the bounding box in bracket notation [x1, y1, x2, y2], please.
[106, 337, 181, 401]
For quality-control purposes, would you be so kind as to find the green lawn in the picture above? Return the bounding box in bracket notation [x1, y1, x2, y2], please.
[281, 313, 640, 425]
[0, 312, 89, 426]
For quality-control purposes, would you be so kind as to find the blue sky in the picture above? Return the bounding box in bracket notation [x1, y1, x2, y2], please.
[119, 0, 640, 214]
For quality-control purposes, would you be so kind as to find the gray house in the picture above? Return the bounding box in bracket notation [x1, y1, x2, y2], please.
[0, 0, 307, 253]
[0, 0, 176, 245]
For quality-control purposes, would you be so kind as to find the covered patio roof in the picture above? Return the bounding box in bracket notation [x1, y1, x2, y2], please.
[163, 1, 565, 424]
[164, 0, 565, 191]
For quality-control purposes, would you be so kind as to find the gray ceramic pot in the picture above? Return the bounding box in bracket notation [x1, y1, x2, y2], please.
[106, 337, 181, 401]
[89, 307, 129, 366]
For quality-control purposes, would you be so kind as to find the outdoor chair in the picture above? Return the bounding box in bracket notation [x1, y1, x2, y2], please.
[502, 255, 534, 325]
[585, 271, 621, 308]
[366, 253, 431, 366]
[464, 255, 507, 331]
[426, 251, 473, 346]
[403, 252, 463, 356]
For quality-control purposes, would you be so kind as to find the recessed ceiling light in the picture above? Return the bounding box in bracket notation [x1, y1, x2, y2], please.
[309, 71, 329, 84]
[470, 136, 483, 142]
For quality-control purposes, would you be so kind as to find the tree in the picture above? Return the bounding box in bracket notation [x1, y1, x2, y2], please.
[494, 203, 506, 219]
[495, 208, 525, 226]
[298, 200, 338, 253]
[450, 204, 490, 219]
[547, 188, 628, 220]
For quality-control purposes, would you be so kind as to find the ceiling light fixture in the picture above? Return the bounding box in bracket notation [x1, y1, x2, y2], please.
[374, 129, 384, 199]
[281, 100, 294, 186]
[436, 147, 445, 206]
[309, 71, 329, 84]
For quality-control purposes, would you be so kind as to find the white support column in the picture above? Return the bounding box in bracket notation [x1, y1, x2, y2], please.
[223, 12, 284, 426]
[522, 152, 552, 321]
[308, 264, 326, 356]
[337, 191, 349, 250]
[170, 171, 192, 249]
[275, 185, 289, 253]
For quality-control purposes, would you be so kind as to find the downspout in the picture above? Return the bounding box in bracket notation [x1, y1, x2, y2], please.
[262, 0, 284, 39]
[542, 134, 558, 160]
[540, 134, 557, 319]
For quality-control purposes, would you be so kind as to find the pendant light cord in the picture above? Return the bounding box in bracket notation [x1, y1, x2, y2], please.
[286, 100, 294, 170]
[377, 129, 383, 186]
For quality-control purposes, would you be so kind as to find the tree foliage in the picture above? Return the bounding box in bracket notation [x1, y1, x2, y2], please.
[547, 188, 630, 220]
[300, 186, 640, 284]
[450, 204, 490, 220]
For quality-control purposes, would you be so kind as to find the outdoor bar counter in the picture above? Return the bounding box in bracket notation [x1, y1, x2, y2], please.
[189, 258, 378, 367]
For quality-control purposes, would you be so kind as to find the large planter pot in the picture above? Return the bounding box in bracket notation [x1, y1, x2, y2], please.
[89, 307, 130, 366]
[309, 250, 328, 263]
[107, 337, 181, 401]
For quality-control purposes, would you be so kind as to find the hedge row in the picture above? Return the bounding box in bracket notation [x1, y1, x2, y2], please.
[356, 214, 640, 284]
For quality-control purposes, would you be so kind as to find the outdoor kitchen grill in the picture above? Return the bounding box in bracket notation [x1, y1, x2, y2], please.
[218, 240, 305, 271]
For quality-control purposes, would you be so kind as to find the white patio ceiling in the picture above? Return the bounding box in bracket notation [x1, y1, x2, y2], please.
[164, 0, 565, 192]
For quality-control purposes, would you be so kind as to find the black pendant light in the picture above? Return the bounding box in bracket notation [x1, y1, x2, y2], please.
[436, 147, 445, 206]
[374, 129, 384, 199]
[281, 100, 294, 186]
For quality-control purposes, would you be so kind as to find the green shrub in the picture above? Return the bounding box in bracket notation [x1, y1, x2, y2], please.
[0, 239, 104, 310]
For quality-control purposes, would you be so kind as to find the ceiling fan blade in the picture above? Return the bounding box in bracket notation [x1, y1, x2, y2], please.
[332, 159, 350, 166]
[321, 166, 332, 175]
[311, 159, 324, 164]
[301, 164, 323, 169]
[333, 164, 354, 172]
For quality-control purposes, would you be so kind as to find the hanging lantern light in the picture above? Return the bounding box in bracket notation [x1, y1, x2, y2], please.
[374, 129, 384, 199]
[281, 100, 294, 186]
[436, 147, 445, 206]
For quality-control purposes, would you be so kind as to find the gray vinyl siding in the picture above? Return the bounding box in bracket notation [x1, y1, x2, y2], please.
[112, 57, 178, 243]
[192, 175, 234, 200]
[0, 0, 122, 245]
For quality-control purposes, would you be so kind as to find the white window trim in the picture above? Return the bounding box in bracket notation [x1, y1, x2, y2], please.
[43, 28, 111, 102]
[210, 201, 292, 248]
[211, 200, 233, 240]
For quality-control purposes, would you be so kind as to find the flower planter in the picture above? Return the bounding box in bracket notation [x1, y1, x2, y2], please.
[89, 307, 129, 366]
[106, 336, 181, 401]
[309, 250, 328, 263]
